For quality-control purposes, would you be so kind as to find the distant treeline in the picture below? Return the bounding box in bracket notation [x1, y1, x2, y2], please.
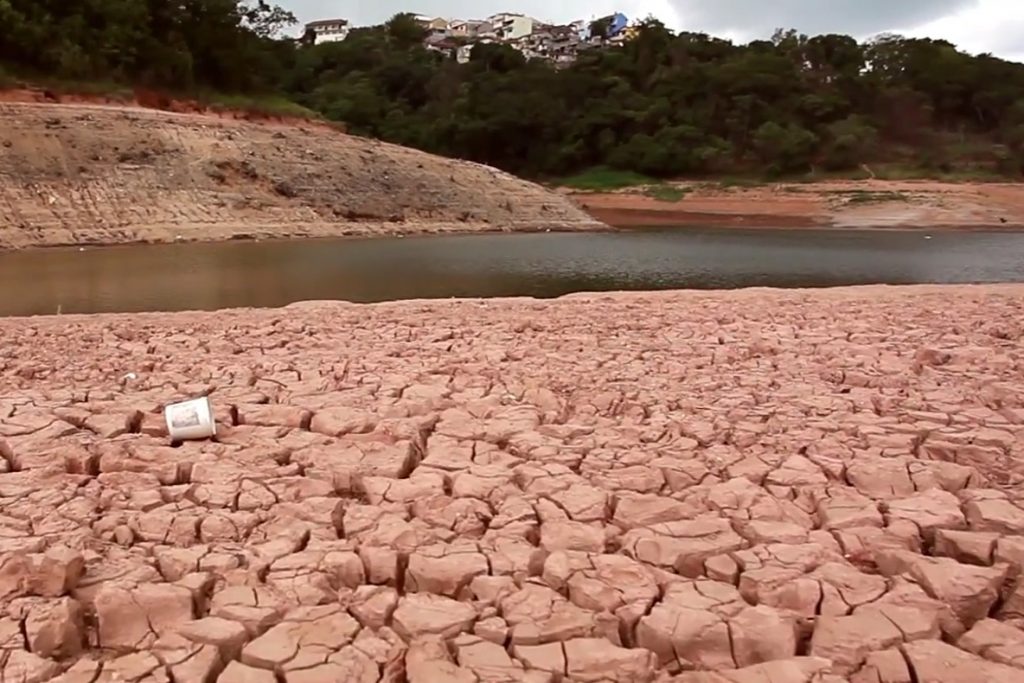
[4, 2, 1024, 179]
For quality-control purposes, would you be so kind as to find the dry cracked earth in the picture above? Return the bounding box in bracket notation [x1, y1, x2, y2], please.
[3, 286, 1024, 683]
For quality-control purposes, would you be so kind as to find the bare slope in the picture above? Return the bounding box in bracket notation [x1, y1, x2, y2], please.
[0, 103, 602, 248]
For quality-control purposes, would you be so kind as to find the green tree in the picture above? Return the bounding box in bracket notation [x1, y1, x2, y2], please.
[753, 121, 819, 174]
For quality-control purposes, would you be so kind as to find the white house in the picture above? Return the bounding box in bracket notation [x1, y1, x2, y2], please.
[487, 13, 537, 40]
[449, 19, 488, 38]
[305, 19, 350, 44]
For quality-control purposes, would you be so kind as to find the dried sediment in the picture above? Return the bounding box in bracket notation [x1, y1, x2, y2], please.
[3, 285, 1024, 681]
[574, 180, 1024, 230]
[0, 103, 602, 249]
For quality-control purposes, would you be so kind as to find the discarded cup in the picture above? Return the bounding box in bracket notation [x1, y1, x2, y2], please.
[164, 397, 216, 441]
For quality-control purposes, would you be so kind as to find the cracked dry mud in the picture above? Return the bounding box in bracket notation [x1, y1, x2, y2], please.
[3, 285, 1024, 682]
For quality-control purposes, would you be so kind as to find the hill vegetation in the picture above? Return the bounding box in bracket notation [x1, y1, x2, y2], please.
[4, 1, 1024, 181]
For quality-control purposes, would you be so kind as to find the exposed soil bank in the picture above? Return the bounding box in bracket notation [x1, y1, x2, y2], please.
[0, 102, 601, 249]
[571, 180, 1024, 229]
[3, 285, 1024, 681]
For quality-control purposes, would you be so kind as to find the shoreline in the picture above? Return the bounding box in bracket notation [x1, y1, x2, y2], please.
[570, 178, 1024, 230]
[2, 220, 1021, 254]
[2, 211, 1023, 253]
[3, 282, 1023, 319]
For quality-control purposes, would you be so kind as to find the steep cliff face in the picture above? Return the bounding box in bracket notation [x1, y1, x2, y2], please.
[0, 103, 603, 248]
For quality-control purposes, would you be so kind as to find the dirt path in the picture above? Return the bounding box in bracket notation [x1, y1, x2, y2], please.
[3, 285, 1024, 681]
[571, 180, 1024, 230]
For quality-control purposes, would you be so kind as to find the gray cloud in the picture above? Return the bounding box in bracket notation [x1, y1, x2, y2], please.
[672, 0, 978, 37]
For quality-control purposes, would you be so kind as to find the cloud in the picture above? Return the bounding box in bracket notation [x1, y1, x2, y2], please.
[275, 0, 1020, 61]
[903, 0, 1024, 61]
[669, 0, 977, 38]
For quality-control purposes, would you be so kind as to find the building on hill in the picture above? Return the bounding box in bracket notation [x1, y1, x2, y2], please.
[588, 12, 629, 41]
[413, 15, 450, 36]
[488, 13, 538, 40]
[304, 19, 350, 44]
[449, 19, 488, 38]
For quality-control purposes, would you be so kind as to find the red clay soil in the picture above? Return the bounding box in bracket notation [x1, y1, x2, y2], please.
[3, 285, 1024, 681]
[571, 180, 1024, 230]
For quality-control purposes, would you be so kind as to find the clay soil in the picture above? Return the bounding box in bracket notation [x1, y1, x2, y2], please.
[3, 285, 1024, 681]
[0, 102, 601, 250]
[572, 180, 1024, 230]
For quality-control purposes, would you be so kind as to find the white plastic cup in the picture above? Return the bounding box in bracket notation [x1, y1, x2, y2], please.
[164, 397, 216, 441]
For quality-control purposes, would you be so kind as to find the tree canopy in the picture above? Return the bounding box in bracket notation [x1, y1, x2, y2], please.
[4, 4, 1024, 179]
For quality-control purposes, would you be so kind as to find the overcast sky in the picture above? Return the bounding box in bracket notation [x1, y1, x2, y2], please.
[278, 0, 1024, 62]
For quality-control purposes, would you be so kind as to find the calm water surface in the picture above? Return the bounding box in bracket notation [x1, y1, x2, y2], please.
[4, 227, 1024, 316]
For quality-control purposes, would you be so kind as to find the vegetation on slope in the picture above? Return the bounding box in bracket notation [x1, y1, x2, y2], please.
[4, 3, 1024, 181]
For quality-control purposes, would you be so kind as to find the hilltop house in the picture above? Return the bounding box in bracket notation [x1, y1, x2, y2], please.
[304, 19, 350, 44]
[449, 19, 489, 38]
[588, 12, 629, 41]
[488, 13, 538, 40]
[414, 15, 450, 37]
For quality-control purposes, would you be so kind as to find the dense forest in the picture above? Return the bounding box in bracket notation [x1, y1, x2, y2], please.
[4, 0, 1024, 180]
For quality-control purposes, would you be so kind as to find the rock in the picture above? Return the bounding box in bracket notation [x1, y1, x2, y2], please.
[0, 649, 61, 682]
[237, 404, 311, 429]
[474, 616, 509, 644]
[219, 661, 277, 683]
[636, 580, 746, 669]
[729, 605, 799, 667]
[810, 611, 904, 673]
[850, 649, 912, 683]
[0, 547, 84, 600]
[392, 594, 477, 641]
[901, 639, 1022, 682]
[452, 634, 530, 680]
[959, 618, 1024, 668]
[563, 637, 657, 681]
[405, 543, 489, 597]
[19, 597, 85, 658]
[406, 636, 477, 683]
[500, 583, 598, 645]
[621, 517, 746, 577]
[349, 586, 398, 630]
[308, 408, 376, 437]
[240, 605, 360, 672]
[175, 617, 250, 660]
[934, 529, 999, 565]
[511, 642, 565, 675]
[885, 489, 966, 539]
[671, 657, 832, 683]
[209, 586, 284, 637]
[817, 491, 884, 530]
[875, 551, 1009, 628]
[96, 583, 195, 651]
[539, 520, 605, 553]
[965, 498, 1024, 534]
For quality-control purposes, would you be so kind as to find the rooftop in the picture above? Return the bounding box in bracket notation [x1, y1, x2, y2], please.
[305, 18, 349, 28]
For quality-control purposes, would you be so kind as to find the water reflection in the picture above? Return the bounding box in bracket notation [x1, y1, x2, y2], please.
[3, 228, 1024, 316]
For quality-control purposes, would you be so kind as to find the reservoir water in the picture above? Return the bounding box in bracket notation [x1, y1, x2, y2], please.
[3, 227, 1024, 316]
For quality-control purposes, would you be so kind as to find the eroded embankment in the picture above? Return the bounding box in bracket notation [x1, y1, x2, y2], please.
[2, 286, 1024, 681]
[0, 102, 602, 249]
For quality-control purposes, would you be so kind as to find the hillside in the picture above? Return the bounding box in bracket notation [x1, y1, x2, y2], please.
[5, 2, 1024, 183]
[0, 103, 602, 249]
